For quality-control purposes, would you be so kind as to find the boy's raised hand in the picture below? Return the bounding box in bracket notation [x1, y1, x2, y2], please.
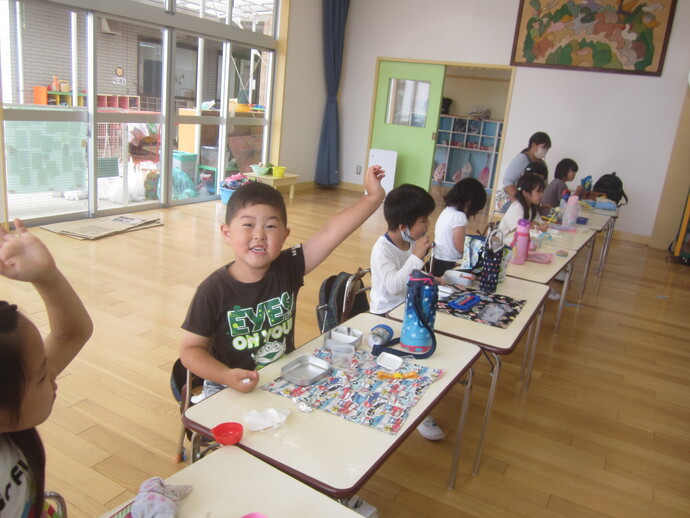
[364, 165, 386, 202]
[0, 219, 56, 283]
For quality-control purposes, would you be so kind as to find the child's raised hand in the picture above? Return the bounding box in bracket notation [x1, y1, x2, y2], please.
[364, 165, 386, 202]
[0, 219, 57, 283]
[227, 368, 260, 393]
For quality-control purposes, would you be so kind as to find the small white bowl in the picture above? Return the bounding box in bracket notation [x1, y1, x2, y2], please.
[437, 285, 454, 301]
[443, 270, 475, 287]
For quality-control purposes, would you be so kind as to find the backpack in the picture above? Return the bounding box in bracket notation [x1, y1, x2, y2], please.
[593, 172, 628, 206]
[316, 270, 370, 333]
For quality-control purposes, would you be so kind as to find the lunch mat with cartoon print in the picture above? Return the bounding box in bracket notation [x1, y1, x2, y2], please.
[438, 285, 526, 329]
[262, 348, 444, 435]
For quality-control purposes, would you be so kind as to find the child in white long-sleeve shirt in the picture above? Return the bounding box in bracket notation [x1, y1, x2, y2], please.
[369, 184, 445, 441]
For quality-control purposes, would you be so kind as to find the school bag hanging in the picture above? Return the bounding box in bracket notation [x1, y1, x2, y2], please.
[479, 229, 505, 293]
[460, 234, 486, 274]
[370, 270, 438, 360]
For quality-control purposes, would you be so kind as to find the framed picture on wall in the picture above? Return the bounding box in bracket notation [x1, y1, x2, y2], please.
[510, 0, 677, 76]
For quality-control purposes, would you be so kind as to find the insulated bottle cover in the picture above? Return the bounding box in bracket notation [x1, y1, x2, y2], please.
[400, 270, 438, 354]
[511, 218, 531, 265]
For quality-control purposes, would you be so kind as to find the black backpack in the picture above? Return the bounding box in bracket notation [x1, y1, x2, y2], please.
[593, 172, 628, 206]
[316, 269, 370, 333]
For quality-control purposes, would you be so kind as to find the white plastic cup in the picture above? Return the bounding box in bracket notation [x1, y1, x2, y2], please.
[330, 344, 355, 369]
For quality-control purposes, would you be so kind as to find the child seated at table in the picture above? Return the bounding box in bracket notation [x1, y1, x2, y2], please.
[499, 174, 560, 301]
[498, 173, 548, 237]
[0, 220, 93, 518]
[542, 158, 583, 212]
[431, 178, 487, 277]
[369, 184, 445, 441]
[181, 166, 385, 397]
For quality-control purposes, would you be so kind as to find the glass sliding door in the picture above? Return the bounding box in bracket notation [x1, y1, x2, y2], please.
[94, 16, 164, 210]
[1, 0, 89, 221]
[0, 0, 278, 224]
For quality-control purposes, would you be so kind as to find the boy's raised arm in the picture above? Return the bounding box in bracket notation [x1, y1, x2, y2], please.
[303, 165, 386, 274]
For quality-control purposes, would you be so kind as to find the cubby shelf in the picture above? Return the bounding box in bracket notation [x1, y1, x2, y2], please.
[431, 114, 503, 193]
[33, 86, 140, 111]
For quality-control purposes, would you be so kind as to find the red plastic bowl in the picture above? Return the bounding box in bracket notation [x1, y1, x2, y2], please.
[211, 422, 243, 445]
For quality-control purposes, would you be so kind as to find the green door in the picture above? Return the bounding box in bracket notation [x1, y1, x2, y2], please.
[370, 60, 445, 189]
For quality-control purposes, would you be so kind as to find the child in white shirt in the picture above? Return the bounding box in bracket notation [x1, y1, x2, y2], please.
[431, 178, 487, 277]
[369, 184, 445, 441]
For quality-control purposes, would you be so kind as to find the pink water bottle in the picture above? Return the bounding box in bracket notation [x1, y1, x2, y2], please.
[510, 218, 530, 265]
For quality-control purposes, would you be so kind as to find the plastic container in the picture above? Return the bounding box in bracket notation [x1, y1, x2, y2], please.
[200, 145, 218, 167]
[330, 344, 355, 369]
[510, 218, 530, 265]
[211, 422, 243, 445]
[250, 164, 271, 175]
[562, 195, 580, 228]
[220, 187, 234, 204]
[172, 150, 198, 181]
[272, 166, 286, 178]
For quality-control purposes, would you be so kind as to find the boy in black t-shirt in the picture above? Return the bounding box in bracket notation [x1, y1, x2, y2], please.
[181, 166, 385, 396]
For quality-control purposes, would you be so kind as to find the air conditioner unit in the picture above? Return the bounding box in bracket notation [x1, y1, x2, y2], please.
[100, 18, 121, 36]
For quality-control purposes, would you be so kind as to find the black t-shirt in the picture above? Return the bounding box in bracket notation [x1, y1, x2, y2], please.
[182, 245, 305, 370]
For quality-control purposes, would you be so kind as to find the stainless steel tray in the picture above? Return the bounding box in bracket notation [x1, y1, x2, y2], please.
[281, 356, 331, 386]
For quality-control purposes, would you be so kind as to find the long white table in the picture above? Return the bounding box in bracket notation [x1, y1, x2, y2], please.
[388, 276, 549, 476]
[184, 313, 481, 497]
[103, 446, 361, 518]
[542, 226, 597, 301]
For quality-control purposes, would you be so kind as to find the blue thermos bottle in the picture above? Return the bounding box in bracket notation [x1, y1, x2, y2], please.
[400, 270, 438, 356]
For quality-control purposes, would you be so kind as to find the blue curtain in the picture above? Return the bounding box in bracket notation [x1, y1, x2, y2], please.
[314, 0, 350, 187]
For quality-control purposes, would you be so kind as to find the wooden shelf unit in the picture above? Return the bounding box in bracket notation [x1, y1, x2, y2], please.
[97, 94, 140, 110]
[33, 87, 140, 110]
[33, 86, 86, 107]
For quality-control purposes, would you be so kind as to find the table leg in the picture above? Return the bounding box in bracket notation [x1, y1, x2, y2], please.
[519, 321, 535, 382]
[598, 218, 615, 276]
[553, 262, 572, 333]
[522, 305, 545, 392]
[289, 184, 295, 200]
[447, 368, 474, 490]
[596, 224, 608, 277]
[578, 236, 595, 301]
[472, 353, 501, 476]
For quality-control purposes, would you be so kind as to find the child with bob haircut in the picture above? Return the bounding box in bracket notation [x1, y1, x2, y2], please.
[498, 173, 548, 237]
[180, 166, 385, 397]
[542, 158, 583, 210]
[431, 177, 487, 277]
[0, 219, 93, 517]
[369, 183, 445, 442]
[499, 174, 561, 300]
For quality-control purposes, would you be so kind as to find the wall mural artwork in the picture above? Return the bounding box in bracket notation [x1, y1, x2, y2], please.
[511, 0, 677, 76]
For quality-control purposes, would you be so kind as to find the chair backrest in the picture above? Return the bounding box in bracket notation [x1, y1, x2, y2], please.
[316, 268, 370, 333]
[45, 491, 67, 518]
[170, 358, 203, 408]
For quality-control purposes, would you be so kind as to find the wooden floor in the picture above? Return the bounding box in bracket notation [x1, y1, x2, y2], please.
[4, 188, 689, 517]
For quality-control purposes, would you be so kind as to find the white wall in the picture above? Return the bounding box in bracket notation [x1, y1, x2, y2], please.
[327, 0, 690, 237]
[278, 1, 325, 181]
